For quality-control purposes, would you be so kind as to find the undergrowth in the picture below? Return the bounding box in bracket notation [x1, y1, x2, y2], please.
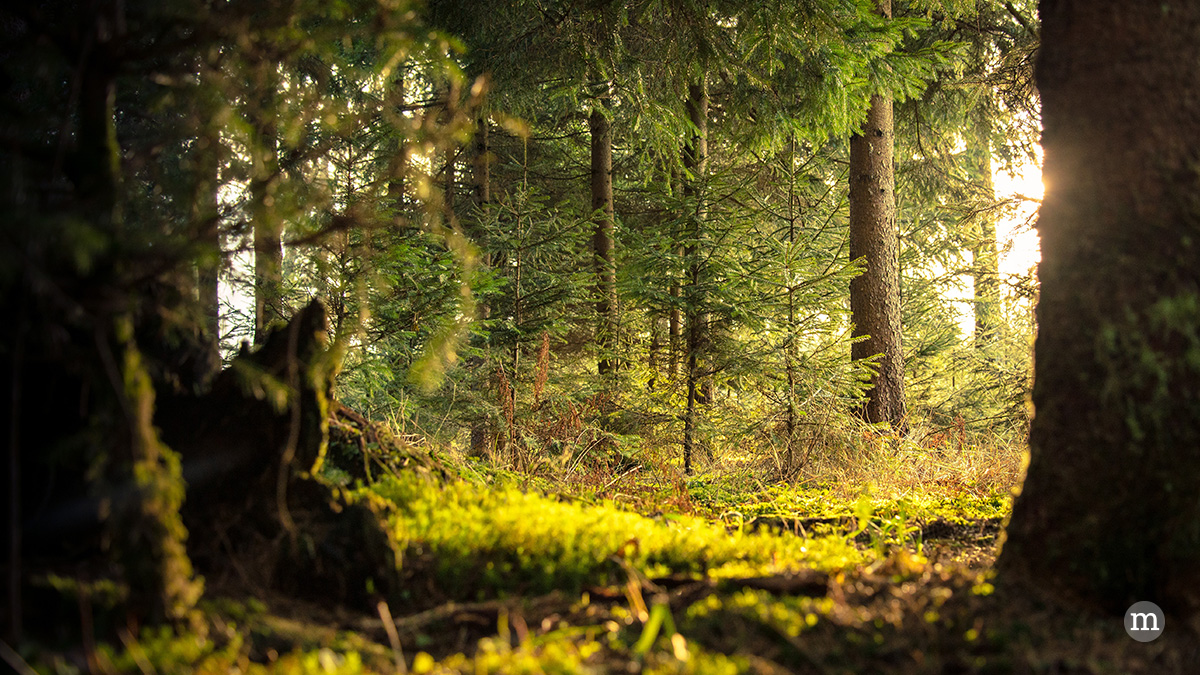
[23, 412, 1100, 675]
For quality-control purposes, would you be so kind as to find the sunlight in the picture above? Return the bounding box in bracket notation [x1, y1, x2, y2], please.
[994, 149, 1043, 281]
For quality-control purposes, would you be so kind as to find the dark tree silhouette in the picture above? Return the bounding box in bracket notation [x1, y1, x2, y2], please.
[998, 0, 1200, 619]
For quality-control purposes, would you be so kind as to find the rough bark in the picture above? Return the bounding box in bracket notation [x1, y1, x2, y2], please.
[682, 80, 708, 474]
[591, 103, 617, 378]
[997, 0, 1200, 619]
[848, 0, 905, 430]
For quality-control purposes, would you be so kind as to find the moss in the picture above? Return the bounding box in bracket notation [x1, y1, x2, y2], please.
[115, 314, 203, 623]
[368, 474, 866, 601]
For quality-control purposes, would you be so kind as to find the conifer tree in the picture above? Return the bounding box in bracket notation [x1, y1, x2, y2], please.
[850, 0, 907, 430]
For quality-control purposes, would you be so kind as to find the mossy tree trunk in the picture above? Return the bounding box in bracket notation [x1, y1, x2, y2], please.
[848, 0, 905, 431]
[997, 0, 1200, 619]
[78, 11, 203, 624]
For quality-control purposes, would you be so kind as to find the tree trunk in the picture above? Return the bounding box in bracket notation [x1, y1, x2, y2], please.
[648, 314, 663, 391]
[784, 137, 799, 469]
[590, 102, 617, 378]
[440, 83, 457, 223]
[79, 13, 201, 623]
[848, 0, 905, 430]
[386, 74, 408, 211]
[997, 0, 1200, 618]
[473, 112, 491, 208]
[194, 137, 221, 362]
[970, 107, 1000, 348]
[251, 68, 284, 346]
[682, 80, 708, 474]
[468, 112, 492, 458]
[252, 124, 283, 345]
[669, 169, 683, 381]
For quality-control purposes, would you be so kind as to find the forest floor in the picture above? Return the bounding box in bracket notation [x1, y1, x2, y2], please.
[18, 425, 1196, 674]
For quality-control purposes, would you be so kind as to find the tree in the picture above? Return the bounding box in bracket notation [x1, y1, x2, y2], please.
[591, 91, 617, 378]
[997, 0, 1200, 618]
[849, 0, 906, 430]
[681, 79, 709, 474]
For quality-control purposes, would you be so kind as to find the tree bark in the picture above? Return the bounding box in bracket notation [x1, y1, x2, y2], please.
[848, 0, 905, 430]
[997, 0, 1200, 618]
[682, 80, 708, 474]
[590, 101, 617, 378]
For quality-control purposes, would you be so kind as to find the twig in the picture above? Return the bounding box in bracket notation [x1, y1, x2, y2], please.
[0, 641, 38, 675]
[376, 601, 407, 675]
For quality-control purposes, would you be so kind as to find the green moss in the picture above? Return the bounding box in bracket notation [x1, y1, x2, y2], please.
[367, 474, 866, 600]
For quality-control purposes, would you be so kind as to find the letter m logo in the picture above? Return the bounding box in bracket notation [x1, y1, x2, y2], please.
[1129, 612, 1159, 632]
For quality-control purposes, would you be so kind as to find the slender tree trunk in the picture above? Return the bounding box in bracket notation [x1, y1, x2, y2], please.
[386, 75, 407, 210]
[591, 100, 617, 378]
[648, 314, 663, 391]
[848, 0, 905, 430]
[784, 137, 799, 468]
[252, 118, 283, 345]
[473, 112, 491, 207]
[970, 108, 1000, 348]
[669, 169, 683, 381]
[440, 83, 457, 223]
[194, 137, 221, 362]
[998, 0, 1200, 618]
[468, 112, 492, 458]
[682, 80, 708, 474]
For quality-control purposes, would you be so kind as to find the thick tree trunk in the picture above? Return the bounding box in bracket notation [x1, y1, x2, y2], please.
[997, 0, 1200, 618]
[590, 102, 617, 378]
[848, 0, 905, 431]
[682, 80, 708, 474]
[970, 109, 1000, 348]
[79, 14, 201, 623]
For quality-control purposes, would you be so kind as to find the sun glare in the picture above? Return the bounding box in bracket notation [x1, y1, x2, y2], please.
[994, 152, 1043, 280]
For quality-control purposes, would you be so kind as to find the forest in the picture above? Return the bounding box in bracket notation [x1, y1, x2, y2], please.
[2, 0, 1199, 672]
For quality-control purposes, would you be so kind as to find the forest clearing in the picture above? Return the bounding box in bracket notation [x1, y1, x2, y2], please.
[3, 0, 1200, 672]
